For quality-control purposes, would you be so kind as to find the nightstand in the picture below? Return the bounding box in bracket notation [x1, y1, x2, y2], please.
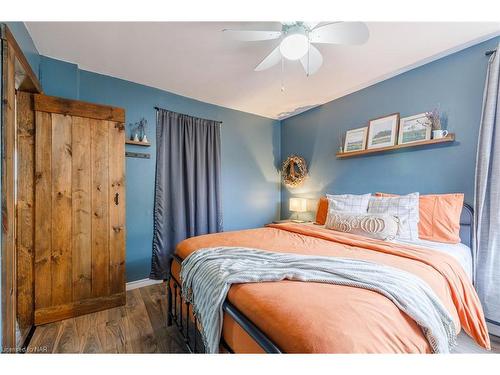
[271, 219, 312, 224]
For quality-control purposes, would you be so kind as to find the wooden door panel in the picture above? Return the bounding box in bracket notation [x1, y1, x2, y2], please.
[71, 116, 92, 301]
[109, 121, 126, 295]
[16, 91, 35, 343]
[33, 94, 125, 325]
[50, 113, 73, 306]
[34, 111, 53, 311]
[91, 118, 110, 298]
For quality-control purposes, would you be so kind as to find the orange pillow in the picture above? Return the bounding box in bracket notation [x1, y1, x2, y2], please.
[375, 192, 464, 243]
[315, 197, 329, 225]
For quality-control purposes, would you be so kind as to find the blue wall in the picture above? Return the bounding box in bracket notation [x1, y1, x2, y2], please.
[39, 56, 281, 282]
[4, 22, 40, 77]
[280, 36, 499, 220]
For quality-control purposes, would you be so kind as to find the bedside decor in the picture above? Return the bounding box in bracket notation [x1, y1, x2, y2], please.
[398, 113, 432, 145]
[367, 113, 400, 149]
[282, 155, 308, 187]
[289, 197, 308, 223]
[344, 127, 368, 152]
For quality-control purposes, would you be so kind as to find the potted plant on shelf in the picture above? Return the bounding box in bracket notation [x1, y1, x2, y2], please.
[426, 106, 449, 139]
[137, 118, 149, 143]
[128, 122, 139, 141]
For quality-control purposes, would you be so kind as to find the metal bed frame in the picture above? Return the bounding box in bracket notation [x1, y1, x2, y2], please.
[166, 203, 474, 354]
[168, 253, 281, 353]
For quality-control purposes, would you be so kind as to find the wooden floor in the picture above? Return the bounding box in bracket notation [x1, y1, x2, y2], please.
[29, 283, 500, 354]
[29, 283, 188, 353]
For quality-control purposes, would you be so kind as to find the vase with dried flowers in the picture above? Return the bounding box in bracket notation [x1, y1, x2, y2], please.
[425, 107, 442, 131]
[338, 130, 345, 153]
[128, 122, 139, 141]
[425, 105, 450, 139]
[137, 118, 149, 143]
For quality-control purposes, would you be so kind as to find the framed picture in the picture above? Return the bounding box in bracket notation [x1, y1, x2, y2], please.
[398, 113, 432, 145]
[343, 127, 368, 153]
[367, 113, 400, 149]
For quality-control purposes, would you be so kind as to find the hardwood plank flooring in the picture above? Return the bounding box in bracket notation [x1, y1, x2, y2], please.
[28, 283, 500, 354]
[29, 283, 187, 354]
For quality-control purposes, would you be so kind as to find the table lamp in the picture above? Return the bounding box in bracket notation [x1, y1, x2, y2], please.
[289, 197, 307, 223]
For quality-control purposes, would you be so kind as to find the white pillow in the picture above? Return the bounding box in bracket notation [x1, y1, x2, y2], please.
[368, 192, 420, 240]
[325, 210, 400, 241]
[326, 193, 371, 214]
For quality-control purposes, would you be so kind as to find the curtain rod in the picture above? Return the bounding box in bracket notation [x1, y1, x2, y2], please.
[485, 49, 497, 56]
[154, 106, 223, 125]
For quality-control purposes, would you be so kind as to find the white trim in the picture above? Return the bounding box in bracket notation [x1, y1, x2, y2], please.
[126, 278, 163, 291]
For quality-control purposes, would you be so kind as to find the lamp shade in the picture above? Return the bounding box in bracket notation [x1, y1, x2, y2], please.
[289, 198, 307, 212]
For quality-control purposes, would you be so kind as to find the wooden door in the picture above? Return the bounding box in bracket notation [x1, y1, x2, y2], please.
[33, 94, 126, 325]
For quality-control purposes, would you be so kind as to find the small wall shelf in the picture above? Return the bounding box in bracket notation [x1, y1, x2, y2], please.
[126, 140, 151, 147]
[336, 134, 455, 159]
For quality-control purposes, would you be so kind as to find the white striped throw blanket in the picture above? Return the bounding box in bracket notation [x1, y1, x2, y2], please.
[180, 247, 457, 353]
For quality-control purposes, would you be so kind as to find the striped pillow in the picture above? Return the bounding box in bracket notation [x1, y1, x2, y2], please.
[368, 193, 420, 240]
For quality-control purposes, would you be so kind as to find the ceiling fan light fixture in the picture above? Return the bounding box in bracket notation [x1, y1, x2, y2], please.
[279, 33, 309, 61]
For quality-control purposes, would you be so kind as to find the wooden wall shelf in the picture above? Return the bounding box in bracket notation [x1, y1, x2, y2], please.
[336, 134, 455, 159]
[125, 140, 151, 147]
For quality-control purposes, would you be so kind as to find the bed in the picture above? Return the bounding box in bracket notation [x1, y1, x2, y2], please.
[166, 202, 489, 353]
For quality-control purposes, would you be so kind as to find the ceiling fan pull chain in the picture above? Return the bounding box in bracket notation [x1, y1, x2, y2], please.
[307, 38, 311, 76]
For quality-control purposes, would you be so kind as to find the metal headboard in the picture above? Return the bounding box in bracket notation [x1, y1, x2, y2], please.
[460, 202, 474, 248]
[460, 202, 475, 280]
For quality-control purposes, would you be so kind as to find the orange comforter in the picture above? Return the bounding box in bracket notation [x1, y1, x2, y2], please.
[175, 223, 490, 353]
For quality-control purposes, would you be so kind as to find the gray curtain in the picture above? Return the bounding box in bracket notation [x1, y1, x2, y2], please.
[151, 108, 223, 280]
[475, 43, 500, 333]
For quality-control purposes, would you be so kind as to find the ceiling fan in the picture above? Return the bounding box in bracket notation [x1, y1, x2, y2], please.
[223, 22, 369, 76]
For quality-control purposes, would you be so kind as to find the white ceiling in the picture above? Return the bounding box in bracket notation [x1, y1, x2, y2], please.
[26, 22, 500, 119]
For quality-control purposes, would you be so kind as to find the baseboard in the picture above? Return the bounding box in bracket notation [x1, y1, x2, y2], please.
[126, 278, 163, 291]
[35, 293, 126, 325]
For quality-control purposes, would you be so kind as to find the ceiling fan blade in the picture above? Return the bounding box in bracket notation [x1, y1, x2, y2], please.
[255, 46, 282, 71]
[309, 22, 369, 45]
[300, 44, 323, 76]
[304, 22, 320, 30]
[223, 29, 281, 41]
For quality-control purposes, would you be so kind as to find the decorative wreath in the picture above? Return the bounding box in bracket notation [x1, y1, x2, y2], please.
[281, 155, 308, 187]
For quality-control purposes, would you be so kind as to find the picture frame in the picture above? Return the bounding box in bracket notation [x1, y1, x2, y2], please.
[343, 127, 368, 153]
[398, 113, 432, 145]
[367, 113, 400, 149]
